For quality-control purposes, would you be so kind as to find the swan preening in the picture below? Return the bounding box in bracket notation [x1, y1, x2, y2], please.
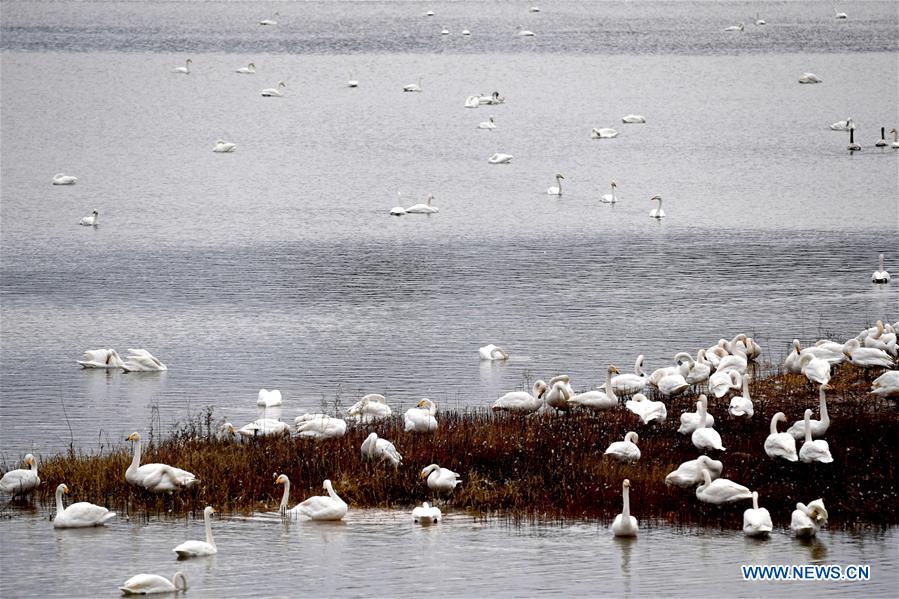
[870, 370, 899, 397]
[830, 118, 854, 131]
[53, 483, 116, 528]
[236, 62, 256, 74]
[625, 393, 667, 424]
[347, 394, 393, 423]
[621, 115, 645, 123]
[52, 173, 77, 185]
[78, 348, 124, 368]
[591, 127, 618, 139]
[728, 373, 754, 418]
[261, 81, 286, 97]
[403, 76, 423, 92]
[295, 413, 348, 438]
[479, 91, 505, 105]
[872, 254, 890, 283]
[743, 491, 773, 537]
[611, 479, 638, 537]
[256, 388, 282, 407]
[404, 398, 438, 432]
[765, 412, 798, 461]
[492, 380, 547, 413]
[362, 432, 403, 467]
[173, 506, 216, 557]
[126, 432, 198, 493]
[600, 180, 618, 204]
[479, 344, 509, 360]
[791, 499, 828, 537]
[695, 468, 752, 505]
[724, 23, 744, 32]
[465, 95, 481, 108]
[546, 173, 565, 196]
[843, 338, 893, 368]
[239, 418, 290, 438]
[798, 73, 822, 84]
[604, 431, 640, 463]
[120, 572, 187, 595]
[121, 349, 167, 372]
[172, 58, 191, 74]
[412, 501, 442, 524]
[421, 464, 462, 494]
[80, 209, 99, 226]
[213, 139, 236, 153]
[649, 195, 665, 218]
[488, 153, 514, 164]
[0, 454, 40, 496]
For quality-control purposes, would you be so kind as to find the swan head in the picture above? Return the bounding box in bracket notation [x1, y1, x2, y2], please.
[611, 180, 618, 187]
[92, 210, 99, 216]
[698, 394, 708, 407]
[772, 411, 785, 424]
[608, 364, 620, 375]
[420, 464, 439, 478]
[489, 116, 495, 122]
[623, 479, 631, 489]
[127, 432, 141, 442]
[204, 506, 216, 516]
[803, 408, 813, 422]
[24, 454, 35, 467]
[555, 173, 564, 180]
[58, 483, 70, 494]
[278, 81, 286, 87]
[533, 380, 548, 398]
[274, 474, 289, 485]
[365, 431, 378, 443]
[322, 479, 332, 491]
[173, 572, 188, 592]
[624, 431, 639, 445]
[186, 59, 192, 64]
[650, 195, 662, 202]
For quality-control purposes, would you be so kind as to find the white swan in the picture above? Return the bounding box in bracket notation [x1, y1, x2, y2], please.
[493, 380, 547, 413]
[649, 195, 665, 218]
[765, 412, 798, 461]
[664, 455, 722, 487]
[843, 338, 893, 368]
[478, 116, 497, 129]
[743, 491, 773, 537]
[829, 117, 854, 131]
[625, 393, 667, 424]
[294, 414, 347, 439]
[390, 192, 406, 216]
[440, 27, 449, 35]
[545, 374, 574, 411]
[787, 385, 830, 439]
[404, 398, 438, 433]
[709, 370, 741, 399]
[78, 348, 124, 369]
[52, 173, 77, 185]
[0, 454, 40, 495]
[755, 13, 766, 25]
[412, 501, 442, 524]
[680, 351, 711, 385]
[53, 483, 116, 528]
[517, 26, 535, 36]
[421, 464, 462, 493]
[591, 127, 618, 139]
[611, 479, 638, 537]
[80, 210, 99, 227]
[621, 115, 645, 123]
[292, 479, 348, 520]
[798, 73, 822, 84]
[256, 388, 282, 407]
[870, 370, 899, 397]
[346, 394, 393, 423]
[799, 409, 833, 463]
[213, 140, 236, 153]
[724, 23, 744, 32]
[125, 432, 198, 492]
[568, 366, 618, 410]
[239, 418, 290, 438]
[657, 371, 689, 397]
[479, 91, 505, 105]
[405, 194, 439, 213]
[691, 401, 725, 452]
[678, 394, 715, 434]
[121, 349, 167, 372]
[261, 81, 286, 97]
[172, 58, 191, 74]
[799, 353, 831, 385]
[611, 355, 646, 395]
[479, 344, 509, 360]
[833, 7, 847, 19]
[600, 180, 619, 204]
[546, 173, 565, 196]
[465, 95, 480, 108]
[403, 76, 423, 92]
[461, 29, 471, 36]
[695, 468, 751, 505]
[488, 153, 514, 164]
[216, 422, 238, 442]
[604, 431, 640, 463]
[173, 506, 217, 557]
[715, 345, 748, 374]
[120, 572, 187, 595]
[875, 127, 888, 148]
[791, 499, 828, 537]
[891, 128, 899, 149]
[872, 254, 890, 283]
[529, 6, 541, 13]
[236, 62, 256, 74]
[728, 373, 754, 418]
[361, 432, 403, 467]
[347, 71, 359, 87]
[259, 12, 279, 25]
[786, 338, 844, 367]
[425, 10, 434, 17]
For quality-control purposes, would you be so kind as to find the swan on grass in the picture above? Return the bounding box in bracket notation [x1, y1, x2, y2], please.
[126, 432, 198, 493]
[236, 62, 256, 74]
[625, 393, 667, 424]
[421, 464, 462, 494]
[728, 373, 754, 418]
[843, 338, 893, 368]
[799, 409, 833, 463]
[80, 210, 99, 227]
[680, 351, 711, 385]
[691, 400, 725, 452]
[362, 432, 403, 467]
[709, 370, 741, 399]
[678, 394, 715, 434]
[765, 412, 798, 462]
[830, 118, 854, 131]
[120, 572, 187, 595]
[405, 194, 439, 213]
[546, 173, 564, 196]
[787, 385, 830, 439]
[798, 73, 822, 84]
[404, 398, 438, 433]
[870, 370, 899, 398]
[621, 115, 645, 123]
[479, 344, 509, 360]
[0, 454, 40, 496]
[649, 195, 665, 218]
[545, 374, 574, 411]
[52, 173, 77, 185]
[403, 76, 423, 92]
[256, 388, 282, 407]
[346, 394, 393, 423]
[488, 153, 514, 164]
[121, 349, 167, 372]
[78, 348, 124, 369]
[172, 58, 191, 74]
[872, 253, 890, 283]
[611, 479, 638, 537]
[743, 491, 773, 537]
[493, 380, 547, 413]
[412, 501, 442, 524]
[657, 371, 689, 397]
[604, 431, 640, 463]
[239, 418, 290, 438]
[261, 81, 286, 97]
[724, 23, 744, 32]
[213, 140, 236, 153]
[294, 414, 347, 439]
[600, 180, 619, 204]
[611, 355, 645, 395]
[568, 365, 618, 411]
[695, 468, 751, 505]
[259, 12, 279, 25]
[53, 483, 116, 528]
[799, 353, 831, 385]
[173, 506, 216, 557]
[664, 455, 722, 488]
[591, 127, 618, 139]
[791, 499, 828, 537]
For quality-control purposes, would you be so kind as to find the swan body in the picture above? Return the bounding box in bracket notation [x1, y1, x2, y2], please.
[346, 394, 393, 423]
[765, 412, 798, 461]
[236, 62, 255, 74]
[256, 388, 282, 407]
[461, 29, 471, 36]
[709, 370, 741, 398]
[120, 572, 187, 595]
[216, 422, 238, 442]
[600, 180, 619, 204]
[465, 95, 481, 108]
[0, 454, 40, 495]
[173, 506, 217, 557]
[611, 479, 638, 537]
[798, 73, 822, 84]
[478, 116, 497, 129]
[121, 349, 167, 372]
[799, 353, 831, 385]
[872, 254, 890, 283]
[546, 173, 565, 196]
[294, 414, 347, 439]
[724, 23, 744, 32]
[834, 8, 847, 19]
[53, 173, 77, 185]
[787, 386, 830, 439]
[678, 394, 715, 434]
[604, 431, 640, 463]
[440, 27, 449, 35]
[239, 418, 290, 438]
[695, 468, 751, 505]
[347, 74, 359, 87]
[479, 91, 505, 105]
[530, 6, 540, 12]
[847, 127, 861, 151]
[405, 193, 439, 213]
[259, 13, 279, 25]
[715, 346, 748, 374]
[545, 375, 575, 411]
[125, 433, 197, 492]
[680, 351, 711, 385]
[621, 115, 645, 123]
[743, 492, 773, 537]
[488, 153, 514, 164]
[568, 366, 617, 410]
[361, 432, 403, 467]
[479, 344, 508, 360]
[80, 210, 99, 226]
[862, 321, 897, 355]
[649, 195, 665, 218]
[843, 338, 893, 368]
[296, 479, 348, 520]
[591, 127, 618, 138]
[691, 400, 725, 452]
[728, 373, 754, 418]
[213, 140, 236, 153]
[261, 81, 286, 97]
[755, 13, 766, 25]
[492, 380, 547, 413]
[78, 348, 124, 369]
[403, 77, 423, 92]
[517, 26, 536, 36]
[172, 58, 191, 74]
[412, 501, 442, 524]
[830, 117, 855, 131]
[53, 484, 116, 528]
[625, 393, 667, 424]
[870, 370, 899, 397]
[791, 499, 828, 537]
[799, 409, 833, 463]
[404, 398, 439, 433]
[610, 354, 645, 394]
[664, 455, 722, 487]
[421, 464, 462, 493]
[657, 372, 689, 397]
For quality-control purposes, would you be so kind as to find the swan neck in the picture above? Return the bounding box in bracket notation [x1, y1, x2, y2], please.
[804, 412, 812, 441]
[635, 355, 644, 376]
[698, 400, 707, 427]
[819, 389, 829, 422]
[174, 573, 188, 591]
[55, 486, 65, 516]
[205, 510, 215, 546]
[129, 438, 142, 472]
[606, 368, 617, 401]
[753, 492, 759, 510]
[622, 484, 630, 517]
[880, 255, 884, 270]
[279, 479, 290, 510]
[770, 414, 778, 435]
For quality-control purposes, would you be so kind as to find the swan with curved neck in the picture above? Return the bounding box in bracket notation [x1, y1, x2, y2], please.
[872, 253, 891, 283]
[547, 173, 564, 196]
[799, 408, 833, 463]
[695, 468, 752, 504]
[492, 380, 547, 413]
[172, 58, 191, 74]
[80, 210, 99, 227]
[611, 479, 638, 537]
[236, 62, 255, 74]
[125, 432, 198, 492]
[421, 464, 462, 494]
[799, 353, 831, 385]
[0, 454, 40, 496]
[295, 479, 347, 520]
[743, 491, 773, 537]
[604, 431, 640, 463]
[478, 116, 497, 129]
[665, 455, 722, 487]
[479, 344, 509, 360]
[173, 506, 217, 557]
[678, 394, 715, 434]
[120, 572, 187, 595]
[361, 432, 403, 467]
[403, 76, 423, 92]
[53, 483, 117, 528]
[791, 498, 828, 536]
[625, 393, 666, 424]
[649, 195, 665, 218]
[404, 398, 439, 432]
[261, 81, 286, 97]
[765, 412, 798, 461]
[842, 338, 893, 368]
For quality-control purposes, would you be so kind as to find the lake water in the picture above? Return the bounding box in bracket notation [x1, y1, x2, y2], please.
[0, 1, 897, 595]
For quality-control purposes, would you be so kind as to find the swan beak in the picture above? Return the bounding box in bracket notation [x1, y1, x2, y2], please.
[420, 471, 429, 479]
[126, 433, 137, 441]
[63, 485, 70, 494]
[611, 366, 620, 374]
[417, 400, 425, 407]
[228, 425, 236, 433]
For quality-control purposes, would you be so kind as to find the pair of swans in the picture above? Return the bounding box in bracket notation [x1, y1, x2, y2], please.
[54, 483, 116, 528]
[294, 413, 347, 439]
[728, 373, 754, 418]
[870, 370, 899, 398]
[545, 374, 574, 411]
[567, 365, 618, 410]
[421, 464, 462, 494]
[126, 432, 198, 493]
[600, 180, 618, 204]
[80, 210, 99, 226]
[412, 501, 442, 524]
[479, 344, 508, 360]
[791, 498, 828, 537]
[389, 193, 439, 215]
[843, 338, 893, 368]
[121, 572, 187, 595]
[665, 455, 722, 487]
[546, 173, 564, 196]
[0, 454, 40, 495]
[625, 393, 667, 424]
[256, 388, 282, 407]
[477, 116, 497, 129]
[236, 62, 255, 74]
[346, 394, 392, 423]
[691, 399, 725, 452]
[488, 153, 514, 164]
[765, 412, 798, 461]
[604, 431, 640, 463]
[275, 475, 347, 520]
[404, 398, 438, 433]
[213, 140, 236, 153]
[611, 479, 638, 537]
[743, 491, 773, 537]
[78, 348, 123, 369]
[53, 173, 77, 185]
[784, 339, 844, 371]
[261, 81, 286, 97]
[872, 253, 891, 283]
[492, 380, 547, 413]
[403, 76, 423, 92]
[678, 394, 715, 434]
[591, 127, 618, 139]
[173, 506, 216, 557]
[798, 73, 822, 84]
[680, 351, 711, 385]
[362, 432, 403, 467]
[859, 320, 897, 355]
[695, 468, 752, 504]
[172, 58, 191, 74]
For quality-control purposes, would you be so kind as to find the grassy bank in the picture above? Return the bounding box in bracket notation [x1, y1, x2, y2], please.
[24, 366, 898, 527]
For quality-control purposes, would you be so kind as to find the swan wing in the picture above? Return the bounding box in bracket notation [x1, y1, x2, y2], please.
[173, 540, 215, 556]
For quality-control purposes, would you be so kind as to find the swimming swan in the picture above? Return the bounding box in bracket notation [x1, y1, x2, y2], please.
[294, 479, 348, 520]
[213, 140, 237, 153]
[236, 62, 256, 74]
[172, 59, 191, 74]
[695, 468, 751, 504]
[611, 479, 638, 537]
[259, 12, 279, 25]
[80, 210, 99, 227]
[791, 498, 828, 537]
[478, 116, 497, 129]
[479, 344, 509, 360]
[546, 173, 565, 196]
[604, 431, 640, 463]
[833, 8, 847, 19]
[743, 491, 773, 537]
[78, 348, 124, 369]
[493, 380, 547, 413]
[173, 506, 217, 557]
[724, 23, 744, 31]
[421, 464, 462, 493]
[664, 455, 722, 487]
[765, 412, 798, 461]
[120, 572, 187, 595]
[591, 127, 618, 139]
[405, 194, 439, 213]
[798, 409, 833, 463]
[798, 73, 822, 84]
[829, 118, 854, 131]
[488, 153, 514, 164]
[404, 398, 438, 433]
[872, 254, 890, 283]
[517, 26, 535, 36]
[121, 349, 167, 372]
[261, 81, 286, 97]
[412, 501, 442, 524]
[0, 454, 40, 496]
[53, 483, 116, 528]
[786, 385, 830, 439]
[361, 432, 403, 467]
[403, 77, 423, 92]
[600, 180, 618, 204]
[891, 128, 899, 149]
[125, 432, 198, 492]
[53, 173, 77, 185]
[649, 195, 665, 218]
[621, 115, 645, 123]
